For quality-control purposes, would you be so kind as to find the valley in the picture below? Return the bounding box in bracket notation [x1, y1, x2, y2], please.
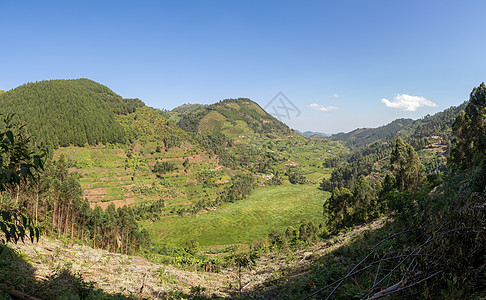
[0, 79, 485, 299]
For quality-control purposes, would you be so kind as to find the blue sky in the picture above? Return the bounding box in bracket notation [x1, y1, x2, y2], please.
[1, 1, 485, 133]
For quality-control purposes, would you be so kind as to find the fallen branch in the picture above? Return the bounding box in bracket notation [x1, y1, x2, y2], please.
[6, 288, 42, 300]
[368, 271, 442, 299]
[368, 279, 406, 300]
[303, 227, 422, 300]
[139, 272, 148, 294]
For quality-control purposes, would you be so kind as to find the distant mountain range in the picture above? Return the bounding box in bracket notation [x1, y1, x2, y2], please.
[298, 103, 465, 149]
[294, 130, 330, 138]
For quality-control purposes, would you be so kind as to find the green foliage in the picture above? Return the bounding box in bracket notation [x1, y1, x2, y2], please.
[227, 250, 258, 295]
[450, 82, 486, 169]
[197, 133, 237, 168]
[323, 187, 353, 232]
[0, 114, 45, 246]
[328, 118, 414, 148]
[287, 167, 307, 184]
[320, 141, 393, 191]
[0, 114, 47, 191]
[142, 185, 327, 246]
[178, 98, 291, 138]
[324, 175, 377, 233]
[107, 98, 145, 115]
[184, 239, 199, 255]
[269, 219, 320, 250]
[27, 156, 152, 255]
[0, 211, 39, 244]
[163, 135, 182, 149]
[390, 137, 424, 191]
[217, 174, 254, 203]
[182, 158, 190, 169]
[117, 105, 195, 146]
[153, 161, 177, 174]
[0, 79, 126, 148]
[328, 103, 464, 149]
[283, 85, 486, 299]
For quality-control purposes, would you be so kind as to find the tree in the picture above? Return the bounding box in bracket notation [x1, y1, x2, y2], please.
[182, 158, 189, 169]
[390, 137, 424, 191]
[324, 187, 354, 232]
[351, 175, 376, 223]
[450, 82, 486, 169]
[298, 219, 318, 243]
[228, 251, 258, 296]
[0, 114, 46, 244]
[287, 167, 306, 184]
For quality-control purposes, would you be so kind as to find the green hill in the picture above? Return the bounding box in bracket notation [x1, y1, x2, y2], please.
[328, 118, 414, 148]
[328, 103, 465, 149]
[0, 79, 127, 147]
[178, 98, 292, 138]
[0, 78, 345, 250]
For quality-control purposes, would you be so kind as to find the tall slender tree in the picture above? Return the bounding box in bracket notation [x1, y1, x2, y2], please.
[390, 137, 424, 191]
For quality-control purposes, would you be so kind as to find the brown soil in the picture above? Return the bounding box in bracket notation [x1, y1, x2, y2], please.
[84, 188, 107, 202]
[91, 198, 135, 210]
[9, 219, 386, 298]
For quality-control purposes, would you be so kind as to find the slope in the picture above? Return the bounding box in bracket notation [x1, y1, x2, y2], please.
[1, 78, 346, 251]
[327, 103, 465, 149]
[0, 79, 126, 148]
[178, 98, 292, 139]
[327, 118, 414, 148]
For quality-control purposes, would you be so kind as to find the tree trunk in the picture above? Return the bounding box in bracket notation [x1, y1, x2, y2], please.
[35, 187, 39, 226]
[58, 203, 63, 238]
[94, 223, 97, 249]
[71, 213, 74, 239]
[126, 231, 129, 255]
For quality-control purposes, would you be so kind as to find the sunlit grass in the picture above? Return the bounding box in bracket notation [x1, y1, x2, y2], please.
[143, 184, 329, 246]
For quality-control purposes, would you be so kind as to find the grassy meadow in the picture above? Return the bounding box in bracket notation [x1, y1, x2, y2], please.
[142, 184, 329, 247]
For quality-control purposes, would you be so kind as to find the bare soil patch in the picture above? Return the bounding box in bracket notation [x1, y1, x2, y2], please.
[84, 188, 107, 202]
[91, 198, 135, 210]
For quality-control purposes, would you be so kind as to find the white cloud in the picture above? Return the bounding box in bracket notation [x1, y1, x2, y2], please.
[329, 93, 339, 98]
[308, 103, 338, 112]
[381, 94, 437, 112]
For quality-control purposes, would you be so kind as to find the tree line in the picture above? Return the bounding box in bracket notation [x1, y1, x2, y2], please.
[0, 117, 151, 255]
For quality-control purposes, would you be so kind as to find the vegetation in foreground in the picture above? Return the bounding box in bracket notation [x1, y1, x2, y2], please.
[252, 83, 486, 299]
[0, 79, 485, 299]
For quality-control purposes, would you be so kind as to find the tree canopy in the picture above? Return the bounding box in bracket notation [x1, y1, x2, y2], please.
[0, 79, 127, 148]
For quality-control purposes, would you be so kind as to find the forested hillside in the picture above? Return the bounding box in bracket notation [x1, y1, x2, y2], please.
[328, 103, 465, 149]
[256, 83, 486, 299]
[328, 118, 414, 148]
[0, 79, 128, 148]
[320, 102, 465, 192]
[1, 78, 484, 299]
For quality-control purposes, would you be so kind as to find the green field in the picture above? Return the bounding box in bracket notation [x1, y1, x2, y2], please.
[142, 184, 329, 247]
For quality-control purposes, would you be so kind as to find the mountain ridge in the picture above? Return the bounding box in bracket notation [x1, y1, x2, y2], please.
[324, 103, 465, 149]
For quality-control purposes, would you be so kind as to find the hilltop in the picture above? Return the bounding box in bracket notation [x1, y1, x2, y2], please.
[1, 79, 485, 299]
[0, 79, 341, 249]
[177, 98, 292, 139]
[0, 79, 127, 147]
